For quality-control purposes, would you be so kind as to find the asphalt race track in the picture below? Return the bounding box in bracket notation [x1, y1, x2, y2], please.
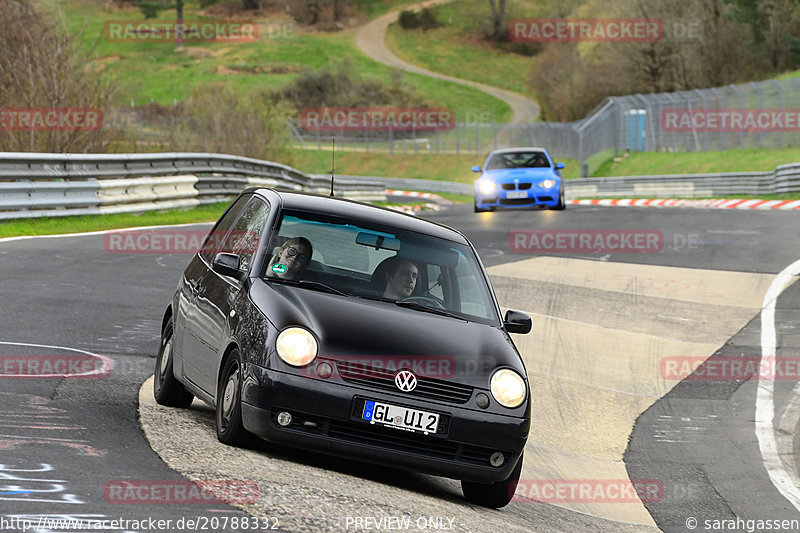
[1, 204, 799, 532]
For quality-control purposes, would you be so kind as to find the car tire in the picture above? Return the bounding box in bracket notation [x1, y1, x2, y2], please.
[461, 453, 524, 508]
[474, 200, 488, 213]
[216, 349, 252, 447]
[551, 186, 566, 210]
[153, 321, 194, 408]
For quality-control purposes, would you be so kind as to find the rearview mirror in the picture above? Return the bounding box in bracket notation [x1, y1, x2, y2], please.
[471, 165, 481, 173]
[212, 252, 245, 281]
[504, 309, 531, 334]
[555, 162, 565, 169]
[356, 232, 401, 251]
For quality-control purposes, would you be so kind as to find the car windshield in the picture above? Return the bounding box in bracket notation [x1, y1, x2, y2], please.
[261, 209, 501, 325]
[486, 151, 550, 170]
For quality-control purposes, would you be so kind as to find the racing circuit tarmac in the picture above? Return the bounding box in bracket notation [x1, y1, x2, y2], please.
[1, 203, 799, 532]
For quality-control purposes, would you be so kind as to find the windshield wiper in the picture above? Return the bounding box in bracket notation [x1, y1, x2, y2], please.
[298, 280, 348, 296]
[394, 300, 463, 320]
[263, 277, 347, 296]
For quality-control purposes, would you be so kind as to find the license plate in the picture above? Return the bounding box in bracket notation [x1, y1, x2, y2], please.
[506, 191, 528, 199]
[362, 400, 440, 435]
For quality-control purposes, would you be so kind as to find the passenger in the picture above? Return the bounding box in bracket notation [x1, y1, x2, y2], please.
[267, 237, 313, 280]
[382, 257, 419, 299]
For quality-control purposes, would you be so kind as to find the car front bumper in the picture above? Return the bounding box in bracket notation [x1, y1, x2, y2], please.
[241, 365, 529, 483]
[475, 188, 560, 209]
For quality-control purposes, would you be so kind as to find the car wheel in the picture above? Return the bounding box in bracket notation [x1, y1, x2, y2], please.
[216, 349, 251, 446]
[461, 453, 524, 508]
[551, 186, 566, 210]
[153, 321, 194, 408]
[474, 200, 488, 213]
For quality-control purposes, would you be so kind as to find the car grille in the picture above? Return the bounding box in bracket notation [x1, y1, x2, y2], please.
[269, 406, 510, 467]
[501, 183, 532, 191]
[335, 360, 474, 404]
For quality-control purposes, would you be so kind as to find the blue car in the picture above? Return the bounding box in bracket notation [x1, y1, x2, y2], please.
[473, 148, 566, 212]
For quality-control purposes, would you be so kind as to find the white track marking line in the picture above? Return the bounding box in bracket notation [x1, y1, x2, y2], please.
[0, 341, 111, 378]
[756, 258, 800, 511]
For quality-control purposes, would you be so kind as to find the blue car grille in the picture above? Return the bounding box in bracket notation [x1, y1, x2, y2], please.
[500, 182, 533, 191]
[336, 361, 474, 404]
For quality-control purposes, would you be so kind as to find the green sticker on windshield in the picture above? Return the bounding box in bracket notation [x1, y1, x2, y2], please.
[272, 263, 288, 274]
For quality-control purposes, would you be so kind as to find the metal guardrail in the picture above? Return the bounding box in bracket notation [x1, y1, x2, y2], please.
[339, 163, 800, 199]
[565, 164, 800, 199]
[0, 152, 386, 220]
[315, 175, 472, 195]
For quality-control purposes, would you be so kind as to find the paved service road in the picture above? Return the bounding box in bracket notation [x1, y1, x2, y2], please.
[2, 204, 799, 532]
[353, 0, 540, 124]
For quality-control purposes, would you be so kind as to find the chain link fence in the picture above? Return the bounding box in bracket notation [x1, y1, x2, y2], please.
[287, 78, 800, 177]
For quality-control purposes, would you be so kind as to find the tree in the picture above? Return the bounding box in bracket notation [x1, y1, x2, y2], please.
[0, 0, 114, 152]
[487, 0, 507, 41]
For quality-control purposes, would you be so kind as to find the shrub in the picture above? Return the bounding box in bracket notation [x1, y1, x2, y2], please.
[398, 8, 440, 31]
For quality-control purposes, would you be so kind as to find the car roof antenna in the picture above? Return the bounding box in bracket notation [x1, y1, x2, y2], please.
[330, 138, 335, 197]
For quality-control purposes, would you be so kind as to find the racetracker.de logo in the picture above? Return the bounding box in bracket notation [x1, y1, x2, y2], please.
[299, 107, 455, 132]
[103, 20, 258, 43]
[513, 479, 663, 503]
[661, 356, 800, 381]
[301, 355, 458, 380]
[509, 230, 664, 254]
[509, 19, 663, 42]
[0, 108, 103, 131]
[661, 108, 800, 132]
[103, 229, 259, 255]
[104, 480, 259, 505]
[0, 355, 111, 379]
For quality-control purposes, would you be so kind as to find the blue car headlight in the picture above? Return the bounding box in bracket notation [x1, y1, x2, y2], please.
[477, 180, 497, 195]
[537, 180, 556, 189]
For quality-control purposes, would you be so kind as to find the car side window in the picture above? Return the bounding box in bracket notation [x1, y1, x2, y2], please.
[218, 198, 270, 272]
[200, 195, 250, 263]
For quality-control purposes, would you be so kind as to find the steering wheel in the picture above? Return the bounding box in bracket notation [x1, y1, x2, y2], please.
[400, 295, 447, 310]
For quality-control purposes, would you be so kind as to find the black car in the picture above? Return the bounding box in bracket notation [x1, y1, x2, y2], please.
[154, 188, 532, 508]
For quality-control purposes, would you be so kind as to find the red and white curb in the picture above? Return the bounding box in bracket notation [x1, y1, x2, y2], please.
[572, 198, 800, 210]
[384, 190, 452, 215]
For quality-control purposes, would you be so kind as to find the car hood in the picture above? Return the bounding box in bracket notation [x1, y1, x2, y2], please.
[250, 281, 527, 387]
[481, 168, 557, 181]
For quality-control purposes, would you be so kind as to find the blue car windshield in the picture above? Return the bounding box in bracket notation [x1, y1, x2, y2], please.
[261, 210, 501, 325]
[486, 151, 550, 170]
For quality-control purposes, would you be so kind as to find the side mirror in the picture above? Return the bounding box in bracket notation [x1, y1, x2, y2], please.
[504, 309, 531, 334]
[212, 252, 245, 281]
[555, 162, 565, 169]
[471, 165, 481, 173]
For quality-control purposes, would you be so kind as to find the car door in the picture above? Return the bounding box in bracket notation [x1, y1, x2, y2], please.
[188, 196, 270, 394]
[175, 195, 250, 391]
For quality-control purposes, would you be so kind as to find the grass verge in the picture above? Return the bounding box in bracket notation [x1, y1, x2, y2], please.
[0, 203, 230, 239]
[288, 148, 580, 181]
[593, 148, 800, 177]
[58, 0, 509, 120]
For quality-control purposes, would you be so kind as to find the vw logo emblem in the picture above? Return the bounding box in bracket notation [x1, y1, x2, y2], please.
[395, 370, 417, 392]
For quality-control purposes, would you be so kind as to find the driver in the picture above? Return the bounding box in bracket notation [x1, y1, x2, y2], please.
[383, 258, 418, 299]
[266, 237, 313, 280]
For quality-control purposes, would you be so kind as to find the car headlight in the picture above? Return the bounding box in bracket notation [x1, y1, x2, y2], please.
[477, 180, 497, 195]
[490, 369, 526, 408]
[537, 180, 556, 189]
[276, 327, 318, 367]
